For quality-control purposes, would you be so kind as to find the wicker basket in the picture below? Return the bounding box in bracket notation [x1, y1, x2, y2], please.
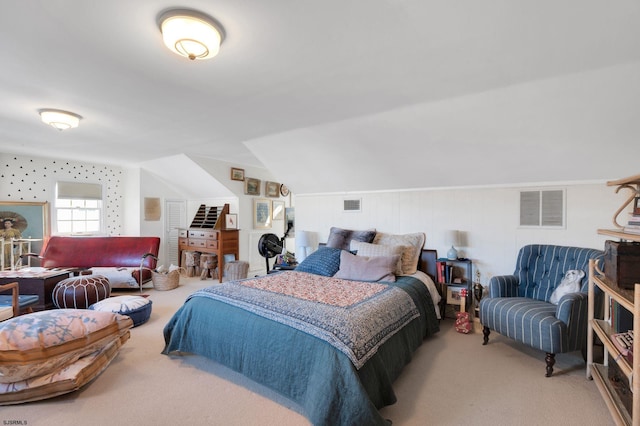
[151, 269, 180, 291]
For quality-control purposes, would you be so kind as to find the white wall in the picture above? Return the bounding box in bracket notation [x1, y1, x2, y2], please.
[294, 181, 623, 286]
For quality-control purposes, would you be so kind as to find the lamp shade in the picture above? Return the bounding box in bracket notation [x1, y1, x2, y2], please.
[446, 230, 460, 246]
[159, 9, 224, 61]
[295, 231, 318, 263]
[39, 109, 82, 130]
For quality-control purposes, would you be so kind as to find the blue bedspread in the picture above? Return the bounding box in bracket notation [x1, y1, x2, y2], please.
[162, 274, 439, 426]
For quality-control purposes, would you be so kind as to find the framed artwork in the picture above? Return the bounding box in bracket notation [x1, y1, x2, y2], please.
[0, 201, 50, 269]
[265, 181, 280, 198]
[634, 197, 640, 215]
[280, 184, 290, 197]
[253, 199, 272, 229]
[225, 213, 238, 229]
[144, 197, 161, 221]
[285, 207, 295, 237]
[244, 178, 261, 196]
[272, 201, 285, 221]
[446, 286, 465, 306]
[230, 167, 245, 181]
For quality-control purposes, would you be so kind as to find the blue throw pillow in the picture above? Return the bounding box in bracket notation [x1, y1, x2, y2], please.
[296, 246, 343, 276]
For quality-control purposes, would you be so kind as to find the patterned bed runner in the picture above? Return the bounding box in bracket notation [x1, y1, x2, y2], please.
[191, 271, 419, 369]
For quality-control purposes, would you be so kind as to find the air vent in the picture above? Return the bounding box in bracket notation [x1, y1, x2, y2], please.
[343, 199, 361, 212]
[520, 189, 564, 228]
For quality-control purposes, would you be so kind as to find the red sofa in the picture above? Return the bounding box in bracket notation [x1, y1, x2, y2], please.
[33, 236, 160, 288]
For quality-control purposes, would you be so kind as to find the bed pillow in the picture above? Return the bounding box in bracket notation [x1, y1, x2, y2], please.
[0, 309, 133, 383]
[350, 241, 405, 276]
[335, 251, 399, 282]
[372, 232, 426, 275]
[295, 246, 343, 276]
[0, 332, 128, 405]
[89, 267, 138, 289]
[325, 227, 376, 251]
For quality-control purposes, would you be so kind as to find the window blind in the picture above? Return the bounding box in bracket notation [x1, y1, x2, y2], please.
[57, 182, 102, 200]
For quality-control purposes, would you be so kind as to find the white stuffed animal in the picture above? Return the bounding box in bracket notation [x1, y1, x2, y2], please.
[549, 269, 585, 305]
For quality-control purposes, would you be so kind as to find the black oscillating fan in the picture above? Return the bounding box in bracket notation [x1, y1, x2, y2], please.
[258, 233, 284, 273]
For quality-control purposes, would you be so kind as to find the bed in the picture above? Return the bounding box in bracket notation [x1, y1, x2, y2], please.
[163, 246, 441, 426]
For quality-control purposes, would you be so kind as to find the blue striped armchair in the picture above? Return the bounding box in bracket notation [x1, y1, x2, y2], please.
[479, 244, 603, 377]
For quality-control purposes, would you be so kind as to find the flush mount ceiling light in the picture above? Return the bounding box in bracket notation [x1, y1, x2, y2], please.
[38, 109, 82, 130]
[158, 9, 224, 61]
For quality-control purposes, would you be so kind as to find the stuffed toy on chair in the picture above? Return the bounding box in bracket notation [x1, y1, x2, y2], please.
[549, 269, 585, 305]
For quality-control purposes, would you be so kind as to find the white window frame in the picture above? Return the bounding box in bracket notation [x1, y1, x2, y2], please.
[54, 182, 104, 235]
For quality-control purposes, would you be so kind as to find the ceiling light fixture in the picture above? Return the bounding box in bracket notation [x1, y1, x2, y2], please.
[38, 109, 82, 130]
[158, 9, 224, 61]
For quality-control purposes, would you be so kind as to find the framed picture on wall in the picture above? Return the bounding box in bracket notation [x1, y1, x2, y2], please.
[253, 199, 272, 229]
[230, 167, 245, 181]
[272, 201, 285, 221]
[265, 181, 280, 198]
[0, 201, 50, 270]
[244, 178, 261, 196]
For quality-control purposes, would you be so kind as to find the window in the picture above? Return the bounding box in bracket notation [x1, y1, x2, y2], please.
[519, 189, 565, 228]
[55, 182, 103, 234]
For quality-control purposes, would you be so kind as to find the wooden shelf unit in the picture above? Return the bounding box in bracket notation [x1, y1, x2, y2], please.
[178, 204, 239, 282]
[587, 173, 640, 426]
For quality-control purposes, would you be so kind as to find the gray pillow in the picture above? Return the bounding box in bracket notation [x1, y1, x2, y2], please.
[334, 251, 399, 282]
[326, 227, 376, 251]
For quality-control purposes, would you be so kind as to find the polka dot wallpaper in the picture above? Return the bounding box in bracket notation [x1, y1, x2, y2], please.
[0, 154, 124, 235]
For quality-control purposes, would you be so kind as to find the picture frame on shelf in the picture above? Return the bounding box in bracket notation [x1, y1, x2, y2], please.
[225, 213, 238, 229]
[272, 201, 285, 221]
[265, 181, 280, 198]
[253, 199, 272, 229]
[230, 167, 245, 181]
[244, 178, 261, 196]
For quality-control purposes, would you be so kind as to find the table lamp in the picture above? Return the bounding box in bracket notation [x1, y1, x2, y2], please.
[295, 230, 317, 263]
[446, 230, 460, 260]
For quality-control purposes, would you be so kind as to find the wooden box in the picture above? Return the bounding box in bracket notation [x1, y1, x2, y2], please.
[604, 240, 640, 289]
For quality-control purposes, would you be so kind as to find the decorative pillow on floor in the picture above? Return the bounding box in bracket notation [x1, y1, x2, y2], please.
[89, 267, 139, 289]
[0, 332, 129, 405]
[90, 296, 152, 327]
[0, 309, 133, 383]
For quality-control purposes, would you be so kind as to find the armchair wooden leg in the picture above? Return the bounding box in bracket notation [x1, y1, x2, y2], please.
[482, 326, 490, 345]
[545, 353, 555, 377]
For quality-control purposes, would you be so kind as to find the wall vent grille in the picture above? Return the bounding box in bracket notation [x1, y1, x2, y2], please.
[519, 189, 565, 228]
[343, 199, 362, 212]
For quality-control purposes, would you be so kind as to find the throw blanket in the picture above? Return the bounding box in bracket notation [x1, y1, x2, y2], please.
[191, 271, 419, 369]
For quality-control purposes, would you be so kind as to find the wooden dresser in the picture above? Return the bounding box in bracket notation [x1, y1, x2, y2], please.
[178, 204, 239, 282]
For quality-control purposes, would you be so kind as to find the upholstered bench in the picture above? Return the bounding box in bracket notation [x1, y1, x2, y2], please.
[89, 295, 152, 327]
[52, 275, 111, 309]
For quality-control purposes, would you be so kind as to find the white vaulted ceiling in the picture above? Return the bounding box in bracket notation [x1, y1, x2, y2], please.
[0, 1, 639, 194]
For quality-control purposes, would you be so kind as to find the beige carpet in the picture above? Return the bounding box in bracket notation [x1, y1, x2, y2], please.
[2, 276, 614, 426]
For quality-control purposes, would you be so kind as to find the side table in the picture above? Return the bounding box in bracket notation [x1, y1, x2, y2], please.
[0, 270, 70, 311]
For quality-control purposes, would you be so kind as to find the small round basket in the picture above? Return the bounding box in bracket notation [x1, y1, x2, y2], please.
[151, 269, 180, 291]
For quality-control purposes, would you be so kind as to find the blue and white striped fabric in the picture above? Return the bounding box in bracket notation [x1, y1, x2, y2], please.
[479, 244, 602, 354]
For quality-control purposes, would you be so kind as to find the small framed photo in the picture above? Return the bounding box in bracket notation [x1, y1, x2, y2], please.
[446, 286, 465, 306]
[244, 178, 261, 195]
[634, 197, 640, 215]
[225, 213, 238, 229]
[230, 167, 245, 181]
[265, 181, 280, 198]
[272, 200, 285, 221]
[253, 199, 272, 229]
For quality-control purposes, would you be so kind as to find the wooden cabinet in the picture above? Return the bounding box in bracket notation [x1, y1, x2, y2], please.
[178, 229, 239, 282]
[587, 174, 640, 426]
[178, 203, 240, 282]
